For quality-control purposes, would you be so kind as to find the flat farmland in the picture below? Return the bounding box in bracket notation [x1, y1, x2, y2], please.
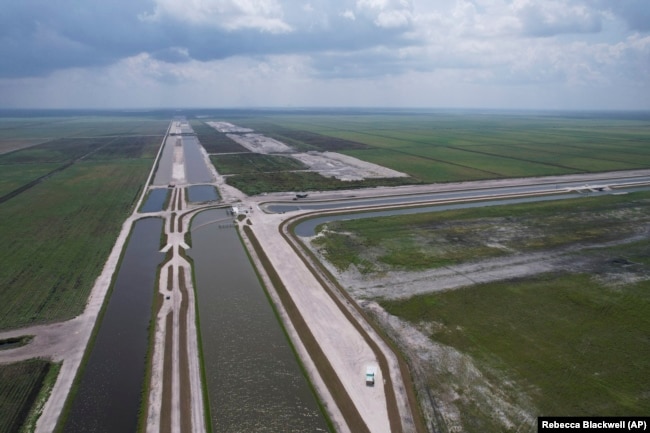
[0, 163, 62, 198]
[225, 111, 650, 183]
[0, 159, 157, 329]
[0, 113, 166, 330]
[0, 114, 170, 141]
[0, 359, 57, 433]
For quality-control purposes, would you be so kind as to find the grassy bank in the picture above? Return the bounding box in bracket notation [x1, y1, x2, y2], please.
[381, 272, 650, 426]
[312, 190, 650, 273]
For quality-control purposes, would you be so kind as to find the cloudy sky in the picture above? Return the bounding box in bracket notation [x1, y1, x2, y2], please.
[1, 0, 649, 109]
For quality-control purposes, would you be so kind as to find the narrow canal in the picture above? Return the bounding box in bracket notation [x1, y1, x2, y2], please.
[292, 186, 650, 237]
[62, 217, 165, 433]
[188, 208, 329, 433]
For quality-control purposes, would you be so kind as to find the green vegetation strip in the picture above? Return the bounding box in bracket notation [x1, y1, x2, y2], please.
[242, 225, 371, 433]
[179, 268, 193, 433]
[179, 242, 212, 433]
[381, 273, 650, 418]
[313, 191, 650, 273]
[225, 171, 417, 196]
[0, 359, 52, 433]
[161, 312, 173, 433]
[21, 361, 61, 433]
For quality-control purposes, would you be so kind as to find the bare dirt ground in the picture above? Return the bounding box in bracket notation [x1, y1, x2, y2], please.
[227, 133, 294, 153]
[292, 151, 408, 181]
[205, 121, 253, 133]
[207, 121, 410, 181]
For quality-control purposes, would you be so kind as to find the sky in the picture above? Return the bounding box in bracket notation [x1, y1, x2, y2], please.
[1, 0, 649, 110]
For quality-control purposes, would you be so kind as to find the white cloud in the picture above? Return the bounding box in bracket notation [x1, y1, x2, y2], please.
[141, 0, 292, 33]
[356, 0, 414, 28]
[1, 0, 648, 109]
[341, 10, 356, 21]
[512, 0, 603, 36]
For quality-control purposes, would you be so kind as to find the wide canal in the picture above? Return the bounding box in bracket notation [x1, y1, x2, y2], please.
[188, 208, 329, 433]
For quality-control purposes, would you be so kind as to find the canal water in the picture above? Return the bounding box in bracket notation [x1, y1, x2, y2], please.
[293, 194, 580, 237]
[183, 136, 214, 184]
[187, 185, 220, 203]
[152, 135, 175, 186]
[293, 186, 650, 237]
[63, 218, 165, 433]
[140, 188, 169, 212]
[188, 209, 329, 433]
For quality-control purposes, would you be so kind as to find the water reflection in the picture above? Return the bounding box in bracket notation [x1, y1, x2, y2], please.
[140, 188, 169, 212]
[63, 218, 165, 433]
[187, 185, 219, 203]
[189, 209, 328, 433]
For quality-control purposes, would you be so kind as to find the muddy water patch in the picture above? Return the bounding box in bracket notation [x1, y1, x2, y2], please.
[62, 218, 165, 433]
[189, 209, 328, 433]
[0, 336, 32, 350]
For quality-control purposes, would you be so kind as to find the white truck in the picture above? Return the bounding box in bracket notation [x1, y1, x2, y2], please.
[365, 367, 376, 386]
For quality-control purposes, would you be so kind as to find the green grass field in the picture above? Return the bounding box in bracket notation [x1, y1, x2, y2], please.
[312, 191, 650, 273]
[0, 114, 166, 330]
[0, 359, 54, 433]
[219, 112, 650, 183]
[381, 273, 650, 427]
[0, 115, 170, 142]
[0, 159, 156, 329]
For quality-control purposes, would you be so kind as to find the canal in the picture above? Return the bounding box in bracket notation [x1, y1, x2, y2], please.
[140, 187, 169, 212]
[62, 218, 165, 433]
[188, 208, 329, 433]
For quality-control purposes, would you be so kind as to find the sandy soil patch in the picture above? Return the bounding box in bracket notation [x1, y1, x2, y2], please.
[227, 133, 294, 153]
[292, 152, 408, 181]
[206, 121, 253, 133]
